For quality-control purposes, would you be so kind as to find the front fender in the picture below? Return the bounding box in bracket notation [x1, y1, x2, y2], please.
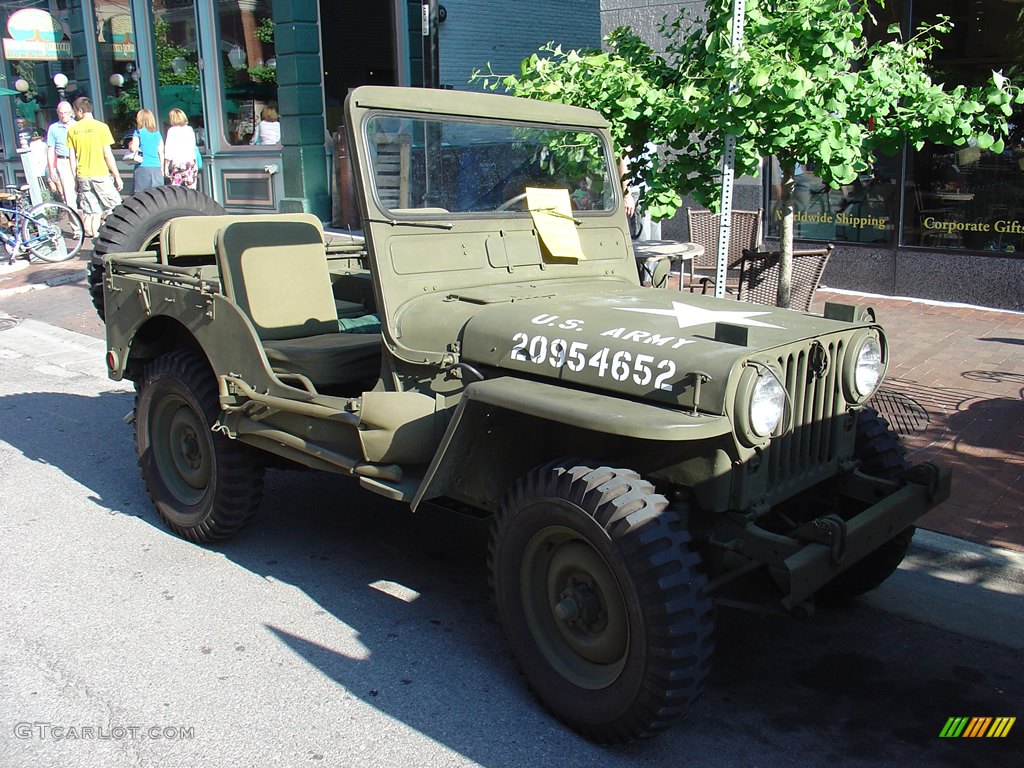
[410, 377, 730, 511]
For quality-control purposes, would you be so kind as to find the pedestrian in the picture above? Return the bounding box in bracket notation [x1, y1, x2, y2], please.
[163, 108, 198, 189]
[128, 108, 165, 193]
[249, 105, 281, 146]
[66, 96, 123, 239]
[15, 116, 32, 149]
[46, 101, 77, 209]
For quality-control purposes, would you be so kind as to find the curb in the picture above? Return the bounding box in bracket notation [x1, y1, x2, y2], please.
[863, 528, 1024, 650]
[910, 528, 1024, 597]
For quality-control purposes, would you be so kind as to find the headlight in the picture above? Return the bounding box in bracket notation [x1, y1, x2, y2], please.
[750, 372, 786, 437]
[736, 366, 787, 446]
[855, 337, 882, 396]
[844, 332, 885, 403]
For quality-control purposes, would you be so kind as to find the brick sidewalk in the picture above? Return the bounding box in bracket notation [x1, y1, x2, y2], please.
[814, 289, 1024, 552]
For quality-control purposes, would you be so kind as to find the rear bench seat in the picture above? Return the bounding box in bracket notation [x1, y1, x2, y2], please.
[215, 219, 381, 390]
[161, 213, 372, 318]
[161, 213, 326, 267]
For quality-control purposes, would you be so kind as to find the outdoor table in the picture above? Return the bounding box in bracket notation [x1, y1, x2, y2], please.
[632, 240, 704, 290]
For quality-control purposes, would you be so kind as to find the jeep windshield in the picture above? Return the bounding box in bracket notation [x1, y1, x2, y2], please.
[362, 114, 616, 216]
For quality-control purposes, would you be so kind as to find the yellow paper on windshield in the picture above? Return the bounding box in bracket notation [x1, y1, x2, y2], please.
[526, 187, 584, 262]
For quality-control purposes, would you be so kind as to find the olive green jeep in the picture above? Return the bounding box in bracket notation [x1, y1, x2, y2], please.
[100, 86, 950, 743]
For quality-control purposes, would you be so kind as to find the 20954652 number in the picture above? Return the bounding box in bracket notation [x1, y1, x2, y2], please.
[510, 333, 676, 391]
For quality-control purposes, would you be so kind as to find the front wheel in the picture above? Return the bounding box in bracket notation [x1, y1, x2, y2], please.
[490, 462, 714, 743]
[20, 202, 84, 262]
[135, 351, 264, 543]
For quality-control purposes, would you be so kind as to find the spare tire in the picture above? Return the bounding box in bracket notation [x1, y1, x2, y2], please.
[89, 187, 227, 319]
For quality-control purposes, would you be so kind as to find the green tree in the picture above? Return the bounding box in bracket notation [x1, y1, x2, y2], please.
[475, 0, 1023, 307]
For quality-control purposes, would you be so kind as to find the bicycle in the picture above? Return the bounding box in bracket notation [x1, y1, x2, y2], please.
[1, 185, 85, 265]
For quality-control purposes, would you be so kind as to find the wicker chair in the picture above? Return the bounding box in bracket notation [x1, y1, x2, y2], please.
[685, 208, 763, 293]
[736, 244, 834, 312]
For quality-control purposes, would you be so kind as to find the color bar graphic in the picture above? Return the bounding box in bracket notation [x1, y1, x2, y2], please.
[940, 716, 1015, 738]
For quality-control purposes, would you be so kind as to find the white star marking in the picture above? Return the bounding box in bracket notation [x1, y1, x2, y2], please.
[615, 301, 783, 330]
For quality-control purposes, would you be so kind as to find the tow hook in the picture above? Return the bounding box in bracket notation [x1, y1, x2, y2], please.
[900, 461, 941, 501]
[792, 514, 848, 565]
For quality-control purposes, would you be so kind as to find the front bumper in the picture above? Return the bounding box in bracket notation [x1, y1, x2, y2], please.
[717, 461, 952, 609]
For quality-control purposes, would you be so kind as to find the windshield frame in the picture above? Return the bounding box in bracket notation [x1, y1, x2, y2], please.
[358, 110, 621, 220]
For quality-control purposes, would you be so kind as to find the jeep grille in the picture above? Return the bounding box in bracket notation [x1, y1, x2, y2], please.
[766, 339, 847, 485]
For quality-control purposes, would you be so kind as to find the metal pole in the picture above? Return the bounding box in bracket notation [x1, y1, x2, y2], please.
[714, 0, 746, 299]
[421, 1, 440, 89]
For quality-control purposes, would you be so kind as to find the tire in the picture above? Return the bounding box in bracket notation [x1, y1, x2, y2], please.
[135, 350, 263, 543]
[490, 462, 715, 743]
[818, 408, 914, 603]
[21, 202, 84, 262]
[89, 187, 226, 319]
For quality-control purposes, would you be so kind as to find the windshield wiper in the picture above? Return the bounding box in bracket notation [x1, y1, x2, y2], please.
[364, 217, 454, 230]
[527, 207, 583, 226]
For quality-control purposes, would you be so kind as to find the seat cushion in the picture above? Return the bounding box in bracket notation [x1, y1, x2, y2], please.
[262, 333, 382, 389]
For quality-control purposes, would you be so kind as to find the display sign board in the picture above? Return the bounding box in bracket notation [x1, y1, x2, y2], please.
[2, 8, 71, 61]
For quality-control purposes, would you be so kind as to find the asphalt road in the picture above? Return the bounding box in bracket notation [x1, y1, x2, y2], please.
[0, 293, 1021, 767]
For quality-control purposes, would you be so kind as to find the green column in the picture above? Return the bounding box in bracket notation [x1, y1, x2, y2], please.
[407, 1, 423, 86]
[273, 0, 329, 218]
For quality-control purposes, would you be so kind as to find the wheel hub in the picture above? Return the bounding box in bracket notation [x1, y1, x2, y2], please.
[179, 429, 202, 470]
[554, 578, 604, 630]
[151, 395, 211, 505]
[520, 525, 630, 688]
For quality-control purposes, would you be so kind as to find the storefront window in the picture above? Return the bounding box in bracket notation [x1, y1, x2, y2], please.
[2, 2, 84, 144]
[765, 0, 1024, 254]
[765, 0, 903, 246]
[217, 0, 278, 146]
[766, 156, 900, 245]
[92, 0, 139, 144]
[905, 0, 1024, 253]
[150, 0, 206, 149]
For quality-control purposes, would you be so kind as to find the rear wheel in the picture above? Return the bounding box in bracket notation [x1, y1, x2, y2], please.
[90, 187, 226, 319]
[135, 350, 263, 543]
[490, 462, 714, 743]
[21, 202, 84, 262]
[819, 407, 914, 603]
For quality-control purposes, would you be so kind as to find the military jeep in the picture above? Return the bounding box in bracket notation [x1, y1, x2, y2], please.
[101, 86, 950, 743]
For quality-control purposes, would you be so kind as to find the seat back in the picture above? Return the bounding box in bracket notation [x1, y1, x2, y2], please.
[687, 208, 763, 271]
[162, 213, 325, 265]
[737, 244, 833, 312]
[217, 220, 338, 340]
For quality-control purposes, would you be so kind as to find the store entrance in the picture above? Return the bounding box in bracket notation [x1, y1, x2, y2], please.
[319, 0, 397, 133]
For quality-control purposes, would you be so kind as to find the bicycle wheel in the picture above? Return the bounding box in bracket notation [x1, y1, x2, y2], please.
[20, 202, 84, 262]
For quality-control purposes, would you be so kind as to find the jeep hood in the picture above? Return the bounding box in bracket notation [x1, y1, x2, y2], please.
[458, 284, 872, 413]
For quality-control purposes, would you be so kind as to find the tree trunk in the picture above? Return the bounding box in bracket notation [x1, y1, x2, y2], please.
[777, 162, 797, 308]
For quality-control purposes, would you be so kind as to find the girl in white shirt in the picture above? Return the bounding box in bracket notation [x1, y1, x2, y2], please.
[163, 108, 199, 189]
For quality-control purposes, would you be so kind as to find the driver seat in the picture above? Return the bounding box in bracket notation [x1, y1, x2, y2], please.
[216, 220, 381, 390]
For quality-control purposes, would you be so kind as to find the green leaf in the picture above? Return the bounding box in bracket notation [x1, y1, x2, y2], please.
[976, 133, 994, 149]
